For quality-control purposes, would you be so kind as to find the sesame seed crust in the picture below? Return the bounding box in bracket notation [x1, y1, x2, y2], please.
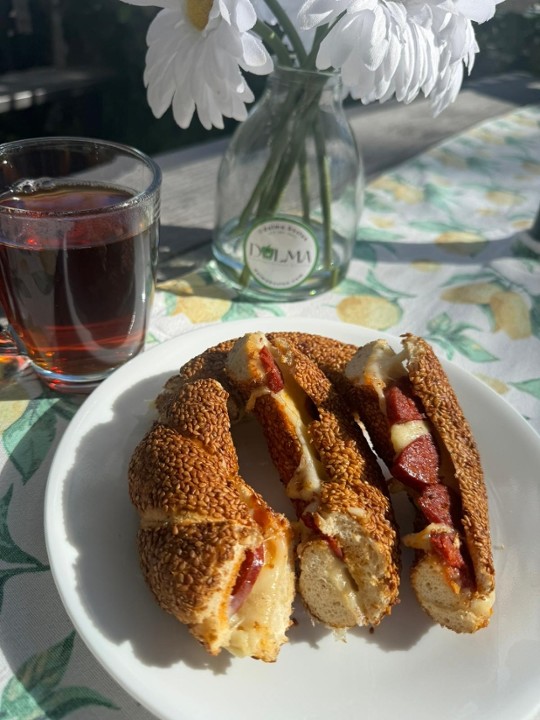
[272, 337, 390, 496]
[402, 334, 495, 596]
[129, 423, 249, 520]
[157, 333, 358, 420]
[342, 333, 495, 630]
[159, 379, 238, 474]
[226, 333, 400, 628]
[345, 384, 396, 469]
[316, 482, 401, 616]
[268, 331, 358, 387]
[133, 330, 496, 638]
[138, 521, 257, 627]
[252, 394, 304, 485]
[156, 340, 242, 422]
[129, 374, 295, 660]
[274, 340, 400, 622]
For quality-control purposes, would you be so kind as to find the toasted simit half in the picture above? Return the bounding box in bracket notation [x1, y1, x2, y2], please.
[344, 334, 495, 633]
[129, 377, 295, 661]
[226, 332, 400, 630]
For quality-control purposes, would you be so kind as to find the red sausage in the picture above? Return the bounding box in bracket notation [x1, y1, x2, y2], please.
[391, 434, 439, 491]
[417, 484, 453, 526]
[385, 380, 424, 424]
[259, 346, 284, 393]
[229, 545, 265, 614]
[430, 532, 465, 569]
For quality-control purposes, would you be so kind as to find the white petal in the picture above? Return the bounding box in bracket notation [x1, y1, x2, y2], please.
[239, 31, 274, 72]
[454, 0, 501, 23]
[368, 7, 391, 69]
[385, 1, 407, 29]
[299, 0, 342, 29]
[316, 15, 358, 69]
[138, 0, 269, 129]
[431, 61, 463, 115]
[146, 77, 174, 117]
[232, 0, 258, 31]
[172, 95, 196, 128]
[146, 8, 181, 43]
[380, 33, 402, 82]
[350, 0, 378, 12]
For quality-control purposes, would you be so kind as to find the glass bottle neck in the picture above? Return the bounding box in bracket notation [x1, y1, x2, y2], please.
[266, 66, 343, 105]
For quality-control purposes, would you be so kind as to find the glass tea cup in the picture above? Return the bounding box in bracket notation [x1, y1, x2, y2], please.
[0, 136, 161, 393]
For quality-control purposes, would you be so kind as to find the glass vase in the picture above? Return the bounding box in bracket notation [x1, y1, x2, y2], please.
[212, 66, 364, 301]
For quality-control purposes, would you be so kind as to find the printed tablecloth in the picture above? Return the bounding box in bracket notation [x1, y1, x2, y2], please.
[0, 103, 539, 720]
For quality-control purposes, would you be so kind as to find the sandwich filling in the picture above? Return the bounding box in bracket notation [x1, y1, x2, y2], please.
[226, 492, 293, 658]
[227, 333, 342, 558]
[228, 332, 401, 629]
[346, 341, 473, 592]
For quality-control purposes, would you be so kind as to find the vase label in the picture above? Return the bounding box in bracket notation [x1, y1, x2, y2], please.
[244, 218, 318, 290]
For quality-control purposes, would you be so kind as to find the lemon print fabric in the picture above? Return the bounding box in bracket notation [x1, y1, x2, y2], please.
[158, 270, 232, 323]
[336, 295, 401, 329]
[434, 231, 487, 256]
[441, 276, 533, 341]
[343, 105, 540, 431]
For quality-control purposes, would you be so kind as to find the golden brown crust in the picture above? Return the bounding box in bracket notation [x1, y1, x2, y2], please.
[346, 384, 396, 469]
[159, 379, 239, 474]
[156, 339, 241, 421]
[251, 393, 304, 485]
[226, 333, 400, 628]
[343, 333, 495, 632]
[138, 521, 257, 626]
[157, 332, 358, 418]
[129, 422, 248, 524]
[129, 376, 295, 660]
[402, 334, 495, 596]
[134, 329, 497, 640]
[268, 331, 357, 392]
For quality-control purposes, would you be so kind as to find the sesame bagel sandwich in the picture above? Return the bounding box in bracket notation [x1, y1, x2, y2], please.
[226, 332, 401, 630]
[129, 376, 295, 661]
[343, 334, 495, 633]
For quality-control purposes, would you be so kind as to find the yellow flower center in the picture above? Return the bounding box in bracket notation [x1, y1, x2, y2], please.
[186, 0, 213, 31]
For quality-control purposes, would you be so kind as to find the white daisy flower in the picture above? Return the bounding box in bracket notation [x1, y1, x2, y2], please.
[302, 0, 504, 114]
[121, 0, 273, 130]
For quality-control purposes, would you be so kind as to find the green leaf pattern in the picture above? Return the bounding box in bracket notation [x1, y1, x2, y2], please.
[0, 389, 117, 717]
[0, 634, 117, 719]
[0, 486, 45, 568]
[2, 396, 82, 484]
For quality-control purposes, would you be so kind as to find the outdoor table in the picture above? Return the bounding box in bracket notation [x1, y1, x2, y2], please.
[0, 102, 538, 720]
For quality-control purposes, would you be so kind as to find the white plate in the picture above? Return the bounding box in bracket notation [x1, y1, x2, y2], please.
[45, 318, 540, 720]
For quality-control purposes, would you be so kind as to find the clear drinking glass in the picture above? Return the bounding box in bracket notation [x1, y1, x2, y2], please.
[0, 137, 161, 393]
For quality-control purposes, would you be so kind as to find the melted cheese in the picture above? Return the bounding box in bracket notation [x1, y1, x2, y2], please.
[246, 385, 270, 412]
[244, 382, 325, 500]
[228, 533, 290, 657]
[470, 590, 496, 617]
[345, 340, 407, 413]
[390, 419, 431, 453]
[276, 386, 326, 501]
[402, 522, 455, 551]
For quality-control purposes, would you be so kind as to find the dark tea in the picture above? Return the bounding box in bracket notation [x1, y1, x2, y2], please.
[0, 181, 158, 382]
